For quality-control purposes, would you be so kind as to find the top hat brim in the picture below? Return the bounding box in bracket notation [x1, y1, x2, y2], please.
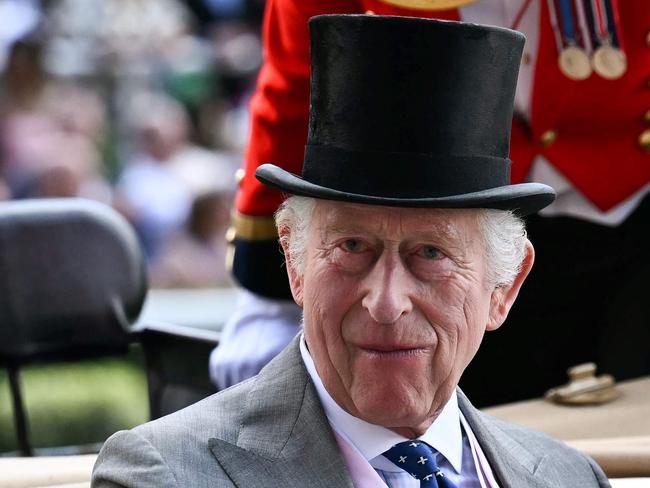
[256, 163, 556, 216]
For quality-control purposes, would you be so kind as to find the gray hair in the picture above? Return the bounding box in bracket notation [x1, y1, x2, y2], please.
[275, 196, 527, 287]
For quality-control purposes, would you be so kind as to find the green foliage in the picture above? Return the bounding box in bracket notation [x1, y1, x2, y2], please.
[0, 348, 148, 453]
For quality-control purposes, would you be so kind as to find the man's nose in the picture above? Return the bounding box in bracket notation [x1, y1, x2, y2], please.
[361, 252, 413, 324]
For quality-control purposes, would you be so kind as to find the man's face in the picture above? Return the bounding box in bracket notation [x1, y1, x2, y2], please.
[283, 201, 531, 437]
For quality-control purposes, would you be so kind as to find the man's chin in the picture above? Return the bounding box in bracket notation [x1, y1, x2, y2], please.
[359, 407, 435, 436]
[350, 386, 435, 431]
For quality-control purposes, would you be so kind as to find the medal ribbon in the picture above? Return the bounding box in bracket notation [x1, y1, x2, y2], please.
[573, 0, 592, 53]
[548, 0, 587, 49]
[558, 0, 578, 45]
[591, 0, 609, 41]
[605, 0, 625, 52]
[589, 0, 623, 50]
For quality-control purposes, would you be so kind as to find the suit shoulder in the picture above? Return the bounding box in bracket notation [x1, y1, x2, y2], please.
[477, 412, 610, 486]
[482, 412, 577, 452]
[134, 375, 256, 444]
[92, 429, 178, 487]
[92, 378, 256, 487]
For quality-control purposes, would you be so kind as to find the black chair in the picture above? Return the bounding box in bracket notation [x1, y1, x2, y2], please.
[139, 321, 219, 420]
[0, 198, 218, 456]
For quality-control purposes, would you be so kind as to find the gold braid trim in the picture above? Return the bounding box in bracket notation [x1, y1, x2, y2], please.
[230, 211, 278, 241]
[377, 0, 478, 10]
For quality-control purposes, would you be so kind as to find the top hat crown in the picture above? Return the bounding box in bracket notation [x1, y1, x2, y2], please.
[256, 14, 555, 215]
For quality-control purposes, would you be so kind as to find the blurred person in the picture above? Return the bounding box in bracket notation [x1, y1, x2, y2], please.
[33, 165, 80, 198]
[0, 0, 42, 71]
[211, 22, 262, 96]
[150, 189, 234, 288]
[211, 0, 650, 407]
[116, 93, 236, 259]
[0, 37, 49, 197]
[0, 36, 45, 111]
[0, 37, 111, 202]
[204, 23, 261, 152]
[115, 95, 195, 259]
[156, 23, 220, 146]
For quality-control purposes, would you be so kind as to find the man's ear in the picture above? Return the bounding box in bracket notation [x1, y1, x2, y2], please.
[278, 224, 304, 307]
[486, 239, 534, 331]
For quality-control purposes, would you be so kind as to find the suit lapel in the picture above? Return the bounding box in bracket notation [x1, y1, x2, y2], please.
[458, 390, 558, 488]
[209, 337, 354, 488]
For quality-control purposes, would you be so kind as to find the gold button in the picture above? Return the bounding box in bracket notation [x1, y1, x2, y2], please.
[365, 10, 376, 14]
[521, 52, 532, 65]
[639, 129, 650, 151]
[646, 31, 650, 47]
[235, 168, 245, 187]
[644, 109, 650, 123]
[540, 129, 558, 147]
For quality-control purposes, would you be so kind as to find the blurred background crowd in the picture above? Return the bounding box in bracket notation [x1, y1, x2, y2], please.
[0, 0, 265, 288]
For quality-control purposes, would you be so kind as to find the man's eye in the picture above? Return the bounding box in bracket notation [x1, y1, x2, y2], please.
[342, 239, 366, 253]
[420, 245, 441, 259]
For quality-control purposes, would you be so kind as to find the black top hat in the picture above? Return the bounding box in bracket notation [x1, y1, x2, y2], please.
[256, 14, 555, 215]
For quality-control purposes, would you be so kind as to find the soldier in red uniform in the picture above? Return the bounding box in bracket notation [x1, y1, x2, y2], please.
[211, 0, 650, 406]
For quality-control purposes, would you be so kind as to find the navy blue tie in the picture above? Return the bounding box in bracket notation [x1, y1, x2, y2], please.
[382, 440, 458, 487]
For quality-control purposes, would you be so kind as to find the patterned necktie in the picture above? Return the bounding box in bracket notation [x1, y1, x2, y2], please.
[382, 440, 458, 487]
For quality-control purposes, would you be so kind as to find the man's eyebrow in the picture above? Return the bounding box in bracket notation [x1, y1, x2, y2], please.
[325, 223, 366, 234]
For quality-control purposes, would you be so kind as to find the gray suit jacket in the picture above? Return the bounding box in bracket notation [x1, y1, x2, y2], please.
[92, 337, 610, 487]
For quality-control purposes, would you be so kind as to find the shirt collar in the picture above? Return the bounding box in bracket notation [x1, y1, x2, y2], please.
[299, 334, 463, 473]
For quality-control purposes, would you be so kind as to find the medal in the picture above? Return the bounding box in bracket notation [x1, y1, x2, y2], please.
[592, 44, 627, 79]
[548, 0, 593, 80]
[377, 0, 478, 10]
[559, 45, 592, 80]
[586, 0, 627, 79]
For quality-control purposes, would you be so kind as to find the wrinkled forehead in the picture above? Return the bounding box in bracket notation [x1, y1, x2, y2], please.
[311, 200, 483, 243]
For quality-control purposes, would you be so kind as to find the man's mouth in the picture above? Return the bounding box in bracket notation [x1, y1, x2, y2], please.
[356, 344, 429, 357]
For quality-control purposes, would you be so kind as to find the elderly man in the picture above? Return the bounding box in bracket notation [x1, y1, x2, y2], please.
[92, 15, 609, 487]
